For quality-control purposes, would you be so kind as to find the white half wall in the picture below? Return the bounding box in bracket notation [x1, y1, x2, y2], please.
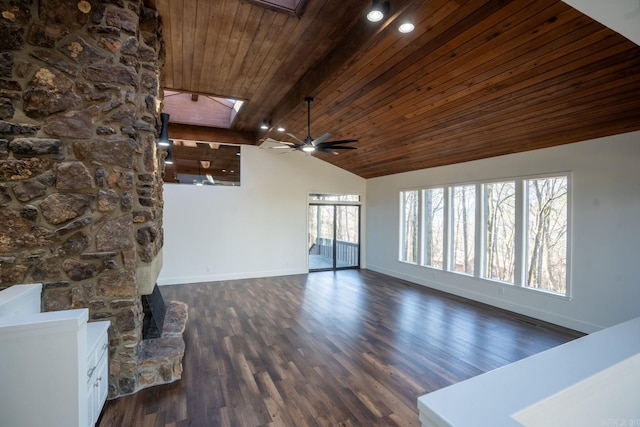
[158, 145, 366, 285]
[366, 131, 640, 333]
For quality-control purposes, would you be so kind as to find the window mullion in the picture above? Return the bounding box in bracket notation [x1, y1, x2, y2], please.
[514, 179, 525, 287]
[443, 186, 452, 271]
[476, 183, 485, 278]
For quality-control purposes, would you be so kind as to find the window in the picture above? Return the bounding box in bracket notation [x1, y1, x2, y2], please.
[398, 174, 569, 296]
[525, 177, 568, 294]
[484, 181, 516, 284]
[422, 188, 444, 268]
[400, 190, 419, 263]
[452, 185, 475, 275]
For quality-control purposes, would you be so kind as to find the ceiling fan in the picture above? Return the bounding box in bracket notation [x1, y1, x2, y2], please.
[271, 97, 358, 155]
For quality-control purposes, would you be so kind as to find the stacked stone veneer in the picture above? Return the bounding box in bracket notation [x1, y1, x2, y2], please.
[0, 0, 178, 398]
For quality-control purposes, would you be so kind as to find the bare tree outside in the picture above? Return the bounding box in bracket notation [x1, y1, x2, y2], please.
[400, 190, 419, 263]
[423, 188, 444, 268]
[452, 185, 475, 274]
[485, 182, 516, 283]
[526, 177, 567, 294]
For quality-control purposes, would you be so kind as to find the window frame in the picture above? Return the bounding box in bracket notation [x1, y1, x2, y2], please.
[397, 173, 571, 298]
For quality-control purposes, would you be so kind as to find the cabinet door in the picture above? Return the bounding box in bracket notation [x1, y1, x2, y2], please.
[95, 353, 109, 417]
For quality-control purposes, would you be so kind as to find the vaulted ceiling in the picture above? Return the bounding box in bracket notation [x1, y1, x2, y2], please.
[146, 0, 640, 179]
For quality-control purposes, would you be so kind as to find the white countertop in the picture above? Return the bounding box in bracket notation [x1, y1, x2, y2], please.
[417, 316, 640, 427]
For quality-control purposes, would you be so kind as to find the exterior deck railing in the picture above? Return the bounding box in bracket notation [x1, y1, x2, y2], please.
[309, 237, 359, 267]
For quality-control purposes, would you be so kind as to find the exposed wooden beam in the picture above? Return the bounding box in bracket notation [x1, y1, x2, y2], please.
[169, 123, 256, 145]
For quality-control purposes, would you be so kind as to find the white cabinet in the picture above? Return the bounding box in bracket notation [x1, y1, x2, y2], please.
[87, 321, 110, 426]
[0, 284, 110, 427]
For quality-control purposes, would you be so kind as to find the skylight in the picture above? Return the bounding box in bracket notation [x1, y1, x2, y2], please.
[163, 90, 243, 129]
[246, 0, 307, 15]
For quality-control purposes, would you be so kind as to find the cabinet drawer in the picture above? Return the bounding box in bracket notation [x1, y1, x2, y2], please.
[86, 322, 109, 383]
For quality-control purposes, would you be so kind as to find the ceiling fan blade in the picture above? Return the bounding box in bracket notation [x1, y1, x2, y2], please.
[323, 145, 357, 150]
[286, 132, 304, 144]
[311, 132, 332, 146]
[315, 147, 338, 155]
[320, 138, 358, 145]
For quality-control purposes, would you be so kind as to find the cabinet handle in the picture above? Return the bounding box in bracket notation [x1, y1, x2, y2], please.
[101, 343, 108, 351]
[87, 366, 96, 378]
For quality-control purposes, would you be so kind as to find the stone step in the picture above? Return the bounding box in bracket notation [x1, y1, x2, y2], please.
[135, 301, 188, 390]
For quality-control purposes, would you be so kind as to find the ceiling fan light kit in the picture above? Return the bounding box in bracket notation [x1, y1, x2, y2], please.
[260, 119, 271, 130]
[268, 97, 358, 155]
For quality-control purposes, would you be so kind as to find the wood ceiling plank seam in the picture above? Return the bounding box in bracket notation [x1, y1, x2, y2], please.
[216, 1, 252, 96]
[379, 27, 623, 137]
[285, 0, 461, 134]
[266, 0, 419, 136]
[195, 0, 228, 93]
[410, 60, 640, 142]
[235, 11, 289, 95]
[411, 106, 640, 165]
[209, 0, 240, 94]
[321, 0, 536, 120]
[227, 10, 280, 97]
[341, 113, 640, 178]
[179, 0, 199, 91]
[240, 0, 330, 92]
[340, 99, 640, 168]
[169, 0, 189, 89]
[391, 78, 640, 150]
[312, 0, 522, 125]
[154, 0, 173, 89]
[242, 0, 355, 112]
[219, 2, 264, 97]
[231, 0, 330, 129]
[316, 1, 578, 134]
[405, 19, 615, 115]
[312, 1, 564, 140]
[446, 49, 640, 128]
[268, 0, 429, 135]
[352, 27, 626, 140]
[397, 35, 636, 135]
[188, 0, 215, 92]
[351, 90, 640, 162]
[158, 0, 179, 89]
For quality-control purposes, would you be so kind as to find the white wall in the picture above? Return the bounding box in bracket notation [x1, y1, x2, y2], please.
[158, 145, 366, 285]
[366, 131, 640, 333]
[562, 0, 640, 46]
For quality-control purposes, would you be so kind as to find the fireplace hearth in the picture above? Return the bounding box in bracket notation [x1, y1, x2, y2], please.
[142, 284, 166, 339]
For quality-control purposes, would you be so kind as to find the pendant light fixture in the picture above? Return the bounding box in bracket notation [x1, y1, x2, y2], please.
[158, 112, 174, 164]
[158, 112, 171, 147]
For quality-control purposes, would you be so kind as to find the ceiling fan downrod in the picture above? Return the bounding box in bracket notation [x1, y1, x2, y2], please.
[304, 97, 313, 144]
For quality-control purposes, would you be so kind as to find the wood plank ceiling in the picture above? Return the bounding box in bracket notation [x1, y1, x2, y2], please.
[146, 0, 640, 179]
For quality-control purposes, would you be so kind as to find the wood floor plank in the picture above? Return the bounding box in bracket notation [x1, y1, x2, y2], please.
[98, 270, 582, 426]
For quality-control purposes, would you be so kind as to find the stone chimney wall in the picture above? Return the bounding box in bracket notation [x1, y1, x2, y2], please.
[0, 0, 165, 397]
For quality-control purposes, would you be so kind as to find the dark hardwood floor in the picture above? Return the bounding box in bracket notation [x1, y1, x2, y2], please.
[98, 270, 582, 427]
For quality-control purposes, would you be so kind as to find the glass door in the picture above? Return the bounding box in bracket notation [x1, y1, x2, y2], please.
[308, 204, 360, 271]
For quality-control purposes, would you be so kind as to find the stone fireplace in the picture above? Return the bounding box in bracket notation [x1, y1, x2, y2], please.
[0, 0, 185, 398]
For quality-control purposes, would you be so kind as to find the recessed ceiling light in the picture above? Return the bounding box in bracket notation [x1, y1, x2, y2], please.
[277, 125, 285, 132]
[399, 22, 414, 33]
[366, 0, 390, 22]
